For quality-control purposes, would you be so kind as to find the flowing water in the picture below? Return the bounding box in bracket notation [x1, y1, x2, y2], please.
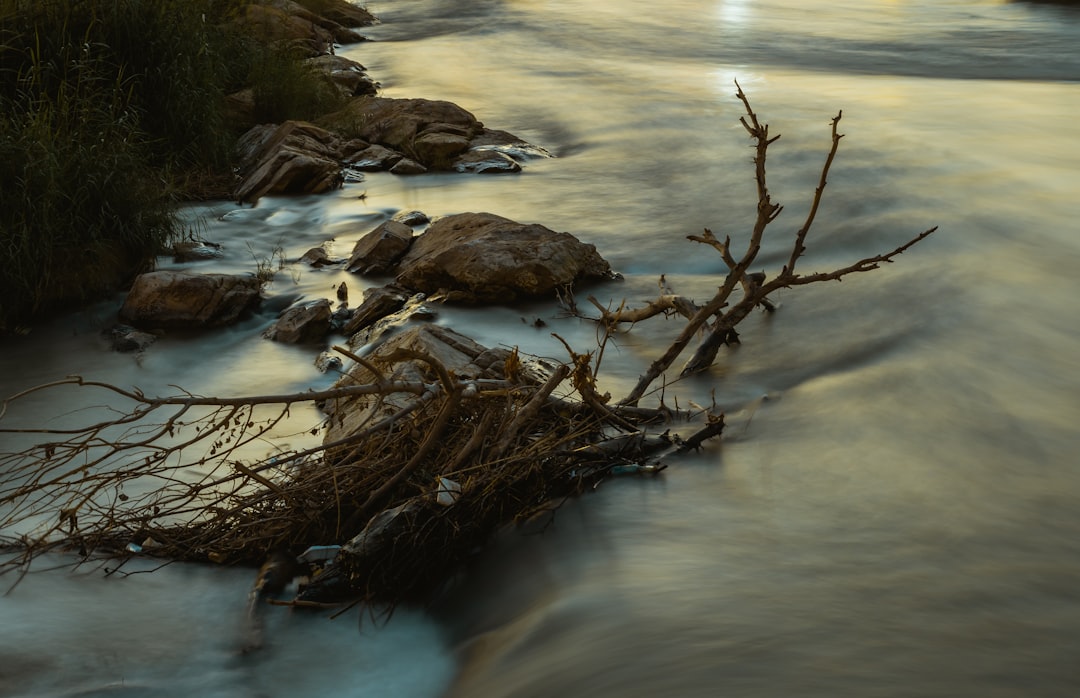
[3, 0, 1080, 695]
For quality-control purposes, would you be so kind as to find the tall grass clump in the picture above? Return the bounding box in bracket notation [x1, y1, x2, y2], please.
[245, 43, 350, 124]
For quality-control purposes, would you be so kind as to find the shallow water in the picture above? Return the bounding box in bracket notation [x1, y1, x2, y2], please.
[3, 1, 1080, 696]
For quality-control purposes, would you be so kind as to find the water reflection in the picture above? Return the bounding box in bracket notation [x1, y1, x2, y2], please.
[715, 0, 753, 25]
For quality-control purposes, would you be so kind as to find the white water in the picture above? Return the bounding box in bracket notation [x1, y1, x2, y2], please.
[3, 1, 1080, 696]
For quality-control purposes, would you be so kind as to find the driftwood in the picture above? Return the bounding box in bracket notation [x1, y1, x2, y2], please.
[614, 82, 936, 405]
[0, 86, 935, 610]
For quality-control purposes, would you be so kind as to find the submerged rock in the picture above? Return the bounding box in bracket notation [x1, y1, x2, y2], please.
[172, 240, 223, 262]
[395, 212, 615, 302]
[453, 150, 522, 173]
[106, 325, 158, 353]
[119, 271, 262, 329]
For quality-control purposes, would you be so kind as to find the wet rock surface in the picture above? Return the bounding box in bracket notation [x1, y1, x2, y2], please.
[394, 212, 615, 302]
[264, 299, 333, 344]
[119, 271, 262, 329]
[233, 121, 350, 203]
[346, 220, 415, 275]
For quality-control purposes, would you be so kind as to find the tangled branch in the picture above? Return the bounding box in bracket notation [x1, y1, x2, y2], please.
[0, 86, 934, 611]
[618, 81, 936, 403]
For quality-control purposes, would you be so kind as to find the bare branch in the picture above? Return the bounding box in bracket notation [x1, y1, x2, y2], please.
[785, 111, 844, 276]
[587, 294, 700, 325]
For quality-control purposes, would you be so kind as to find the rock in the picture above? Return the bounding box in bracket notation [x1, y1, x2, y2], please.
[347, 293, 437, 349]
[119, 271, 262, 329]
[301, 0, 377, 27]
[234, 121, 344, 203]
[395, 212, 615, 302]
[242, 0, 372, 51]
[323, 324, 510, 446]
[264, 299, 333, 344]
[238, 3, 336, 56]
[411, 132, 472, 170]
[330, 301, 353, 333]
[389, 157, 427, 175]
[469, 129, 554, 160]
[299, 245, 343, 267]
[345, 144, 403, 171]
[453, 150, 522, 174]
[391, 210, 430, 227]
[172, 241, 224, 262]
[306, 54, 377, 97]
[320, 97, 482, 170]
[346, 220, 414, 275]
[315, 351, 344, 374]
[106, 325, 158, 353]
[320, 97, 548, 175]
[341, 284, 412, 336]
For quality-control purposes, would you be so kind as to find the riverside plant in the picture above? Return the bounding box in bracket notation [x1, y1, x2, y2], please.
[0, 0, 357, 330]
[0, 86, 936, 618]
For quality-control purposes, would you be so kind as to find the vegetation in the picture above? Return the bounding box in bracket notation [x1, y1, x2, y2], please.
[0, 0, 352, 331]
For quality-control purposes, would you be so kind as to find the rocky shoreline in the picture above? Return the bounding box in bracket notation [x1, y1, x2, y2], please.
[115, 0, 614, 355]
[225, 1, 550, 203]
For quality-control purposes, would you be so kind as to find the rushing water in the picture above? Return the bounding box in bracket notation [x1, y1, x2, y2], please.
[3, 1, 1080, 696]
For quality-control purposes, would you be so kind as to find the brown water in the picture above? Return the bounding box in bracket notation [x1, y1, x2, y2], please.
[2, 1, 1080, 696]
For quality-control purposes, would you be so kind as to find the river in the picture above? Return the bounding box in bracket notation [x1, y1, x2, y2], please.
[2, 0, 1079, 696]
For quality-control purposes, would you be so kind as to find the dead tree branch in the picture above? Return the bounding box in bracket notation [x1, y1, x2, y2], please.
[620, 81, 936, 400]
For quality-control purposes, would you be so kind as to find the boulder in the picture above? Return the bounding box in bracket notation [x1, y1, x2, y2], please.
[320, 97, 482, 170]
[264, 299, 333, 344]
[346, 220, 414, 275]
[395, 212, 614, 302]
[234, 121, 344, 203]
[119, 271, 262, 329]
